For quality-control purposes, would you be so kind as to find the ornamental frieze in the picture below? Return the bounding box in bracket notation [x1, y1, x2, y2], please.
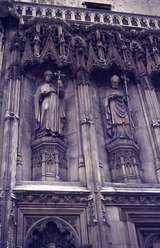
[7, 16, 160, 86]
[14, 2, 160, 30]
[15, 191, 89, 205]
[102, 192, 160, 205]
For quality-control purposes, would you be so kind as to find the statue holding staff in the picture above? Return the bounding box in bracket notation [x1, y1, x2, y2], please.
[34, 70, 65, 136]
[105, 74, 132, 139]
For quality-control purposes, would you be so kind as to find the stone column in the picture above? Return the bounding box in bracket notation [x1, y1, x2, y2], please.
[137, 74, 160, 182]
[74, 78, 86, 186]
[0, 20, 4, 75]
[76, 69, 110, 248]
[146, 81, 160, 181]
[135, 45, 160, 182]
[106, 206, 136, 248]
[5, 40, 21, 186]
[1, 34, 22, 248]
[135, 79, 159, 182]
[76, 73, 93, 189]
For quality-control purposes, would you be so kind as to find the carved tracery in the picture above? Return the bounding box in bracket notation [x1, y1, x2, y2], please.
[10, 16, 160, 184]
[144, 233, 160, 248]
[25, 217, 79, 248]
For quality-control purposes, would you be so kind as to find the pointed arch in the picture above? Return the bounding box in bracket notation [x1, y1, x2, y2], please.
[24, 216, 81, 248]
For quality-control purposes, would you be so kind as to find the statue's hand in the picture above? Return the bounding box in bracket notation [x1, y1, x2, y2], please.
[109, 94, 118, 100]
[40, 91, 51, 99]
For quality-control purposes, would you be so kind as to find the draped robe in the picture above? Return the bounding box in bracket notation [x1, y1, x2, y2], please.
[35, 83, 65, 135]
[105, 89, 131, 139]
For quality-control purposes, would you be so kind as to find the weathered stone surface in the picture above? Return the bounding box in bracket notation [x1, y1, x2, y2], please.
[1, 0, 160, 247]
[14, 0, 160, 16]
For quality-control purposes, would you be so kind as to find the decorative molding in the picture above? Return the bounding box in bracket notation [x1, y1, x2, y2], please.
[106, 138, 142, 183]
[8, 18, 160, 88]
[15, 191, 89, 205]
[102, 192, 160, 206]
[14, 2, 160, 30]
[7, 14, 160, 84]
[32, 136, 67, 182]
[152, 119, 160, 128]
[16, 206, 88, 247]
[87, 194, 98, 226]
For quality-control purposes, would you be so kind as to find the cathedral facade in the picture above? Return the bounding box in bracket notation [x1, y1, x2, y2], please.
[1, 0, 160, 247]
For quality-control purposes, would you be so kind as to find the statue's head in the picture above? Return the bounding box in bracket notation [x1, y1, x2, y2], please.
[110, 74, 120, 89]
[48, 243, 56, 248]
[44, 70, 53, 83]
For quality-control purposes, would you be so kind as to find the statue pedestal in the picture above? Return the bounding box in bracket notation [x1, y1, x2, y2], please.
[32, 135, 67, 181]
[106, 138, 142, 183]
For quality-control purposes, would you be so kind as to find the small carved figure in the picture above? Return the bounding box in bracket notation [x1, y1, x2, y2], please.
[96, 30, 105, 62]
[48, 243, 56, 248]
[105, 75, 131, 139]
[72, 36, 87, 70]
[34, 34, 40, 57]
[79, 245, 92, 248]
[58, 25, 66, 58]
[34, 70, 65, 136]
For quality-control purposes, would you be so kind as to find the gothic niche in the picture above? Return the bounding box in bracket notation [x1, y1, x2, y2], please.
[105, 74, 142, 183]
[25, 221, 76, 248]
[144, 234, 160, 248]
[32, 70, 67, 181]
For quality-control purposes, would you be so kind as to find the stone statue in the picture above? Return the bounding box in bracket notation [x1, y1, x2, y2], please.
[96, 30, 105, 62]
[48, 243, 56, 248]
[34, 70, 65, 136]
[105, 74, 132, 139]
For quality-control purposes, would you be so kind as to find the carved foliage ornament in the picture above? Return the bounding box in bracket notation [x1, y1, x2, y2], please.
[16, 192, 89, 205]
[102, 193, 160, 206]
[10, 20, 160, 79]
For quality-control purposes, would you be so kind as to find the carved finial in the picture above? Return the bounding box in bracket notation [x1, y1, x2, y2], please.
[54, 70, 65, 81]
